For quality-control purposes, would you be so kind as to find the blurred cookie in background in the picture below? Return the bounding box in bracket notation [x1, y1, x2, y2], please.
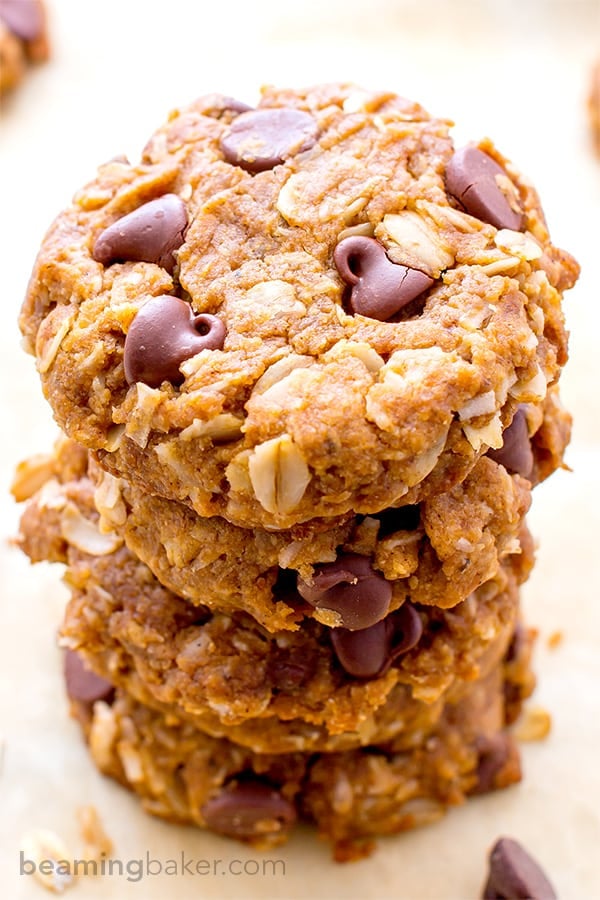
[589, 59, 600, 156]
[0, 0, 49, 95]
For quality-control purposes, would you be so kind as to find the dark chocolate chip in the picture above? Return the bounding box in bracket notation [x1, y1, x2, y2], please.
[505, 622, 526, 665]
[385, 602, 424, 663]
[0, 0, 43, 41]
[220, 108, 318, 173]
[445, 147, 524, 232]
[331, 601, 423, 678]
[296, 553, 392, 630]
[201, 780, 296, 839]
[330, 619, 393, 678]
[124, 295, 226, 387]
[473, 734, 512, 794]
[202, 95, 253, 119]
[268, 645, 317, 691]
[487, 407, 534, 479]
[482, 837, 557, 900]
[64, 650, 114, 706]
[92, 194, 188, 274]
[334, 236, 434, 320]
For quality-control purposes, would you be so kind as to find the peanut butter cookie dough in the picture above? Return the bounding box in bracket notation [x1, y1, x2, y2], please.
[20, 84, 579, 529]
[67, 653, 530, 860]
[0, 0, 49, 94]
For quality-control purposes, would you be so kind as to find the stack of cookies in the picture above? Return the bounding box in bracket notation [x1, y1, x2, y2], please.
[14, 84, 578, 860]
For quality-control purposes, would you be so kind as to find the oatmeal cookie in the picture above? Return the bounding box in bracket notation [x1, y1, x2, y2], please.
[96, 382, 567, 626]
[20, 84, 578, 529]
[97, 453, 532, 626]
[68, 655, 529, 859]
[58, 572, 522, 753]
[17, 446, 529, 752]
[0, 0, 49, 94]
[16, 434, 537, 632]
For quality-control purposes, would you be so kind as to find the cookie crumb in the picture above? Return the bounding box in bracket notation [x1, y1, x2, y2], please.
[76, 806, 113, 863]
[10, 453, 55, 501]
[19, 829, 76, 894]
[546, 630, 563, 650]
[512, 705, 552, 742]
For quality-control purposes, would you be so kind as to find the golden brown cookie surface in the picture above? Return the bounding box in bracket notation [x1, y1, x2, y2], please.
[17, 437, 533, 752]
[20, 84, 578, 528]
[68, 653, 530, 859]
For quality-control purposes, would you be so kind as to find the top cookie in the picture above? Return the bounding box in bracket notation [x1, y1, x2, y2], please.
[20, 84, 579, 528]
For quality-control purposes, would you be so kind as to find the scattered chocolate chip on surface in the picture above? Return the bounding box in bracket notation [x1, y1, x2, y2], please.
[482, 837, 557, 899]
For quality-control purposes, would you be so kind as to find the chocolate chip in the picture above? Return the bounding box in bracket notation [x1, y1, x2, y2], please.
[268, 645, 317, 691]
[445, 147, 524, 232]
[487, 408, 534, 479]
[331, 601, 423, 678]
[202, 95, 253, 119]
[386, 602, 423, 662]
[482, 837, 557, 899]
[220, 108, 318, 173]
[201, 780, 296, 840]
[473, 734, 512, 794]
[374, 602, 423, 675]
[334, 236, 434, 320]
[330, 619, 393, 678]
[0, 0, 43, 41]
[296, 553, 392, 630]
[124, 295, 226, 387]
[64, 650, 114, 706]
[505, 622, 527, 665]
[92, 194, 188, 274]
